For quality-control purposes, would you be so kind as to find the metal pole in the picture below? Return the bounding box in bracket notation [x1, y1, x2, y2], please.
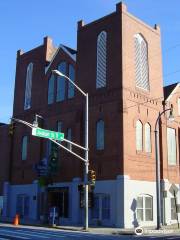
[154, 107, 173, 229]
[155, 124, 161, 230]
[84, 93, 89, 230]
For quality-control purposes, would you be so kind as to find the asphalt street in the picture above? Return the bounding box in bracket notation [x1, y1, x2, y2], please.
[0, 225, 180, 240]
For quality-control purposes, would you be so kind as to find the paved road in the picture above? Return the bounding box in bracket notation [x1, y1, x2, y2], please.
[0, 225, 180, 240]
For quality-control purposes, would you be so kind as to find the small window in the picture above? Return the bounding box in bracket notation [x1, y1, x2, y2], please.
[137, 195, 153, 222]
[96, 120, 105, 150]
[92, 194, 110, 220]
[22, 136, 28, 160]
[96, 31, 107, 89]
[48, 74, 55, 104]
[68, 65, 75, 99]
[136, 120, 143, 151]
[167, 127, 177, 165]
[102, 195, 110, 220]
[56, 62, 66, 102]
[145, 123, 151, 153]
[24, 63, 33, 110]
[134, 34, 149, 91]
[16, 194, 30, 218]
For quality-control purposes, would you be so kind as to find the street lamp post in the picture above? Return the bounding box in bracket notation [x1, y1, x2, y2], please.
[155, 105, 174, 230]
[52, 69, 89, 230]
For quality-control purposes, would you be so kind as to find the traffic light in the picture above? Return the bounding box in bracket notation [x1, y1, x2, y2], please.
[89, 170, 96, 186]
[9, 122, 15, 136]
[48, 142, 58, 175]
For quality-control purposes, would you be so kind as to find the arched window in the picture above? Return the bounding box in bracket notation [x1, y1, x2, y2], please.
[48, 74, 55, 104]
[96, 120, 105, 150]
[22, 136, 28, 160]
[167, 127, 176, 165]
[137, 195, 153, 221]
[56, 62, 66, 102]
[145, 123, 151, 153]
[68, 64, 75, 99]
[134, 34, 149, 91]
[24, 63, 33, 110]
[136, 120, 143, 151]
[96, 31, 107, 89]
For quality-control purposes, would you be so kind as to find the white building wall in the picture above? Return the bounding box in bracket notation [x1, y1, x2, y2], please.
[124, 177, 157, 228]
[3, 177, 180, 228]
[4, 182, 39, 221]
[124, 177, 180, 228]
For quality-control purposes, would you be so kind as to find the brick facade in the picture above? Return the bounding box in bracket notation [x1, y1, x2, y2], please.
[0, 2, 180, 228]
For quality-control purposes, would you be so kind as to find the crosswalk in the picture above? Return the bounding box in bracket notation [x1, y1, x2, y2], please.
[0, 226, 123, 240]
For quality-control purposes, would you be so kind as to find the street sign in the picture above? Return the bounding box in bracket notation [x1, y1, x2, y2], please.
[169, 183, 179, 196]
[34, 158, 49, 177]
[32, 128, 64, 141]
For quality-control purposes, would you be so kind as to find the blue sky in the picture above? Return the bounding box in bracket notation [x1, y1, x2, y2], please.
[0, 0, 180, 123]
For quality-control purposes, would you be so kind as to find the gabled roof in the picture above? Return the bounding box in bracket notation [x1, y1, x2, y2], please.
[45, 44, 77, 74]
[164, 82, 180, 101]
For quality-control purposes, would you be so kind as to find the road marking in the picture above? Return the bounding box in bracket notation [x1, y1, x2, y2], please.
[167, 237, 180, 239]
[16, 228, 113, 239]
[17, 229, 98, 239]
[0, 230, 30, 239]
[9, 229, 49, 239]
[16, 229, 63, 238]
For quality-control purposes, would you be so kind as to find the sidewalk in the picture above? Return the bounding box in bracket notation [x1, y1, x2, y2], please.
[53, 224, 180, 235]
[55, 225, 135, 235]
[0, 222, 134, 235]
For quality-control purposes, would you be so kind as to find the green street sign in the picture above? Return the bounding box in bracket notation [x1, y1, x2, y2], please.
[32, 127, 64, 141]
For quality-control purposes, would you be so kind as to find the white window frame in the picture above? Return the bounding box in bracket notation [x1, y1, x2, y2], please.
[145, 123, 151, 153]
[136, 195, 153, 222]
[92, 194, 111, 221]
[136, 120, 143, 151]
[167, 127, 177, 165]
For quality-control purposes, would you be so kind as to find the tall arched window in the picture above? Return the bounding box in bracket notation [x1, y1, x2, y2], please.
[96, 120, 105, 150]
[134, 34, 149, 91]
[167, 127, 176, 165]
[68, 64, 75, 99]
[96, 31, 107, 89]
[145, 123, 151, 153]
[56, 62, 66, 102]
[22, 136, 28, 160]
[136, 120, 143, 151]
[24, 63, 33, 110]
[48, 74, 55, 104]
